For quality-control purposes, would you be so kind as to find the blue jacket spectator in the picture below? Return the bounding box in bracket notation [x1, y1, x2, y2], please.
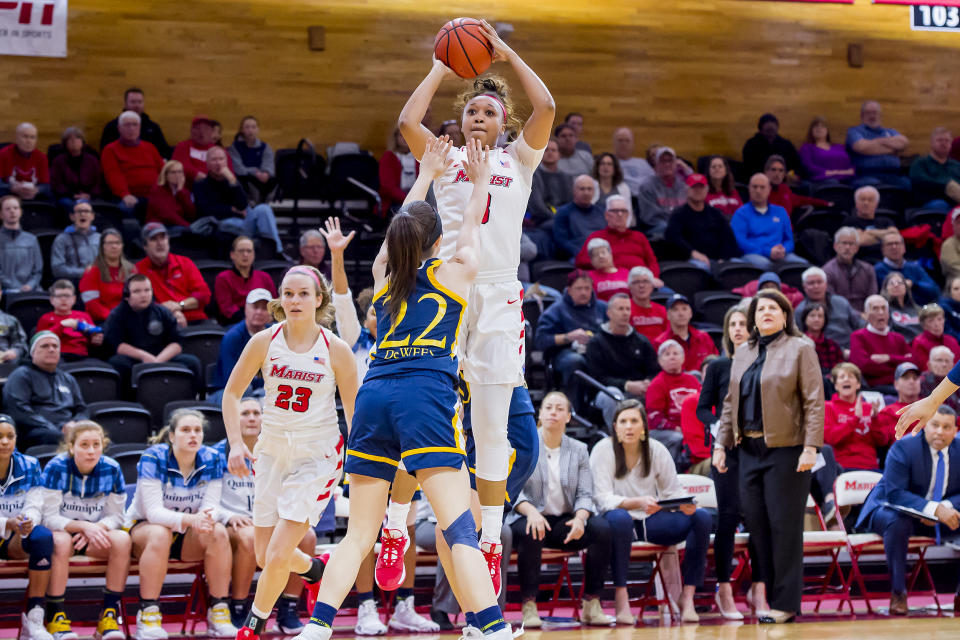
[50, 201, 100, 280]
[553, 176, 606, 259]
[845, 101, 911, 189]
[207, 288, 274, 404]
[730, 175, 808, 270]
[874, 231, 939, 305]
[0, 196, 42, 294]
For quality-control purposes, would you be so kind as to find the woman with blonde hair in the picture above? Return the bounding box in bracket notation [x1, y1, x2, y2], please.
[145, 160, 196, 229]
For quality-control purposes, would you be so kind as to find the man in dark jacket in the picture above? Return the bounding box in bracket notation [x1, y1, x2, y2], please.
[103, 273, 202, 394]
[1, 331, 88, 449]
[0, 288, 28, 377]
[585, 293, 659, 427]
[665, 173, 742, 271]
[99, 87, 171, 157]
[742, 113, 803, 177]
[535, 270, 607, 396]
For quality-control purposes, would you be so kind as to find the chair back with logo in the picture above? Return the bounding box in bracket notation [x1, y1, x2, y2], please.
[676, 474, 717, 509]
[834, 470, 882, 510]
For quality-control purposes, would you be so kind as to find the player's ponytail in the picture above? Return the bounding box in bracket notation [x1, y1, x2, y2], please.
[385, 201, 438, 324]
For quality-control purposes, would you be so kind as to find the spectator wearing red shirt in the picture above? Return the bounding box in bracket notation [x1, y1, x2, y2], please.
[584, 238, 629, 302]
[100, 111, 164, 217]
[172, 115, 231, 186]
[213, 236, 277, 324]
[645, 339, 701, 464]
[764, 155, 830, 218]
[574, 195, 662, 279]
[824, 362, 890, 471]
[379, 127, 419, 216]
[626, 266, 666, 342]
[0, 123, 51, 201]
[874, 362, 921, 439]
[705, 156, 742, 218]
[36, 280, 103, 361]
[654, 294, 718, 372]
[849, 295, 912, 390]
[135, 222, 211, 325]
[79, 229, 137, 323]
[911, 303, 960, 369]
[146, 160, 196, 229]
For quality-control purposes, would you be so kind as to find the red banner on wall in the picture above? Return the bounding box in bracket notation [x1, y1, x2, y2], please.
[875, 1, 960, 5]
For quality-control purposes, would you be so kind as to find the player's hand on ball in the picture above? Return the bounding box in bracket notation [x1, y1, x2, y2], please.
[431, 55, 457, 80]
[479, 20, 512, 62]
[420, 135, 454, 178]
[228, 442, 256, 477]
[462, 138, 490, 186]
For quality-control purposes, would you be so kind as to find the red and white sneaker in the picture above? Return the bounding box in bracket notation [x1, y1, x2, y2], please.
[481, 541, 503, 597]
[235, 627, 258, 640]
[302, 552, 330, 613]
[374, 528, 409, 591]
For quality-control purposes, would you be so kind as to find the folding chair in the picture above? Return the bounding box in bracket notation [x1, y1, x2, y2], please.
[800, 494, 852, 614]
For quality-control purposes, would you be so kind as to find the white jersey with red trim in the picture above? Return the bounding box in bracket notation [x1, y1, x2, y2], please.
[260, 324, 339, 437]
[434, 132, 543, 283]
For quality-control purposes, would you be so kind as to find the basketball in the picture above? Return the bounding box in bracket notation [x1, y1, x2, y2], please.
[434, 17, 494, 79]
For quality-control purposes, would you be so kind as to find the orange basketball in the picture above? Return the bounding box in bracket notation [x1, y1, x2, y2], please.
[434, 17, 493, 79]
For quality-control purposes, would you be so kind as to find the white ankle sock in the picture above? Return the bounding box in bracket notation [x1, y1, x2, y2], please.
[480, 505, 504, 545]
[385, 499, 411, 532]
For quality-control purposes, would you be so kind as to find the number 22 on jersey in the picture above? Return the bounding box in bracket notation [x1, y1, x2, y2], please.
[379, 293, 448, 349]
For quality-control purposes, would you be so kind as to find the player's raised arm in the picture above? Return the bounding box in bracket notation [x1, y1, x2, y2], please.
[896, 374, 960, 439]
[479, 20, 555, 149]
[221, 330, 270, 475]
[403, 135, 453, 204]
[398, 59, 457, 160]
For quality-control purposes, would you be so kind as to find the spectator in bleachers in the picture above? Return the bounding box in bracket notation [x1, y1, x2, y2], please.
[823, 226, 877, 312]
[824, 362, 889, 471]
[564, 112, 591, 153]
[583, 238, 628, 302]
[553, 175, 604, 259]
[378, 127, 419, 216]
[0, 195, 43, 294]
[0, 123, 51, 202]
[146, 160, 196, 229]
[228, 116, 276, 206]
[795, 267, 863, 349]
[942, 275, 960, 341]
[679, 357, 715, 476]
[849, 295, 912, 390]
[535, 270, 607, 396]
[636, 147, 687, 240]
[732, 271, 803, 308]
[665, 173, 742, 271]
[36, 280, 102, 362]
[79, 229, 136, 324]
[654, 294, 718, 373]
[920, 346, 960, 417]
[0, 289, 28, 375]
[742, 113, 803, 178]
[940, 208, 960, 282]
[855, 404, 960, 616]
[697, 304, 751, 620]
[2, 332, 88, 449]
[799, 116, 855, 184]
[705, 156, 743, 218]
[842, 186, 896, 263]
[645, 339, 701, 460]
[214, 236, 276, 324]
[714, 290, 824, 623]
[530, 138, 574, 223]
[125, 409, 237, 638]
[100, 111, 164, 217]
[135, 223, 212, 325]
[764, 155, 831, 217]
[797, 302, 845, 374]
[554, 123, 593, 176]
[874, 362, 921, 437]
[172, 115, 229, 187]
[912, 303, 960, 367]
[0, 414, 58, 640]
[50, 127, 102, 211]
[99, 87, 171, 157]
[51, 200, 100, 281]
[909, 127, 960, 212]
[881, 271, 921, 340]
[214, 397, 315, 632]
[592, 400, 711, 624]
[103, 273, 203, 393]
[730, 173, 807, 270]
[207, 289, 273, 405]
[846, 100, 911, 189]
[436, 119, 464, 147]
[590, 153, 632, 217]
[508, 391, 614, 628]
[626, 266, 667, 343]
[586, 293, 658, 424]
[612, 127, 653, 198]
[875, 230, 940, 304]
[193, 147, 286, 257]
[41, 421, 130, 640]
[575, 195, 660, 274]
[298, 229, 331, 280]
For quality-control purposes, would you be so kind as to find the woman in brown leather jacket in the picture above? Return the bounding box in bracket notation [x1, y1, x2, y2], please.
[714, 289, 824, 624]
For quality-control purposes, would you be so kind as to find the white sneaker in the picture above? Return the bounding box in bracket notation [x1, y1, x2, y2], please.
[485, 624, 516, 640]
[19, 607, 53, 640]
[206, 603, 239, 638]
[354, 599, 387, 636]
[388, 596, 440, 632]
[134, 607, 168, 640]
[458, 626, 483, 640]
[290, 623, 333, 640]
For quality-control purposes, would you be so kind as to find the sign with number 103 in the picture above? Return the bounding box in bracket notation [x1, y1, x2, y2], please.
[911, 4, 960, 30]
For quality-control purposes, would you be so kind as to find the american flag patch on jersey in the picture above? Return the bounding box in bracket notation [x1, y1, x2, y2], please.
[314, 356, 326, 364]
[499, 157, 511, 168]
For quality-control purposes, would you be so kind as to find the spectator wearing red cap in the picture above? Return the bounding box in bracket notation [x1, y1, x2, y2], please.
[101, 111, 164, 217]
[134, 222, 211, 325]
[665, 173, 742, 272]
[172, 116, 232, 186]
[636, 146, 687, 240]
[653, 294, 718, 372]
[575, 195, 661, 276]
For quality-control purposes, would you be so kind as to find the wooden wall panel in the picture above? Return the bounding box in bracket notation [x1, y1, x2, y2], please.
[0, 0, 958, 163]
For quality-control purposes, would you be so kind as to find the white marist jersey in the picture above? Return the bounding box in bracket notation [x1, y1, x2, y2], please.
[260, 324, 339, 437]
[435, 133, 543, 282]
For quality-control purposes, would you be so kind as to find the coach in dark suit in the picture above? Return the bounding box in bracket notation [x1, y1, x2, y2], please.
[856, 404, 960, 615]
